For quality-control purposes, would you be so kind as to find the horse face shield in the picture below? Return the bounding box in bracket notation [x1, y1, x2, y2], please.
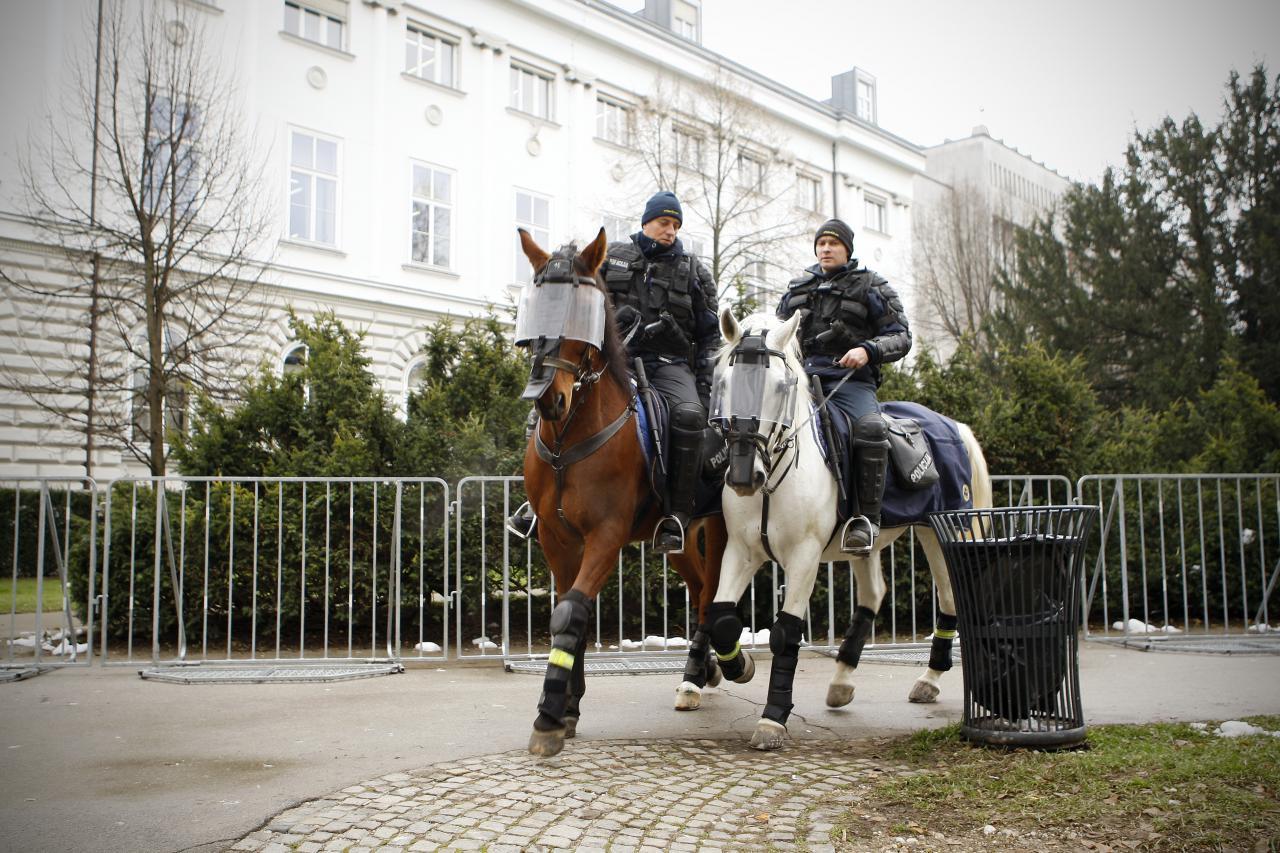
[514, 256, 608, 403]
[711, 333, 797, 493]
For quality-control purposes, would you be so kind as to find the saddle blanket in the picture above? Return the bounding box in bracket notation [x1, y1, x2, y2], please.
[632, 382, 722, 518]
[822, 400, 974, 527]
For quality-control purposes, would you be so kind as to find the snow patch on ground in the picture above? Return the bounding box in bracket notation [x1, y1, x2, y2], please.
[413, 641, 442, 653]
[1191, 720, 1280, 739]
[1111, 618, 1182, 634]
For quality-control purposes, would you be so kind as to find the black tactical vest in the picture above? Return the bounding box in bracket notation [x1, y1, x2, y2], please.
[783, 267, 887, 357]
[603, 241, 697, 358]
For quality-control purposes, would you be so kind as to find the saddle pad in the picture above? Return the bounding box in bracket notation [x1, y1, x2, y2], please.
[879, 401, 974, 526]
[632, 380, 721, 519]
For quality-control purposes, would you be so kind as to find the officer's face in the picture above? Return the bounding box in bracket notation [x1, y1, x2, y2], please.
[815, 236, 849, 271]
[641, 215, 680, 246]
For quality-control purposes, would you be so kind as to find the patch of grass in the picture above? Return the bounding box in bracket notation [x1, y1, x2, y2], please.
[1, 577, 67, 614]
[848, 718, 1280, 851]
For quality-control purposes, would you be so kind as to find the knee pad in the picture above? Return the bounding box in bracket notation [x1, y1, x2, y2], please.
[853, 413, 888, 445]
[671, 401, 707, 434]
[707, 602, 742, 651]
[769, 612, 805, 656]
[549, 590, 591, 651]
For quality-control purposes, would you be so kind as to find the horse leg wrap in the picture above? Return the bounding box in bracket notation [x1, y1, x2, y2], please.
[763, 612, 805, 725]
[537, 590, 592, 727]
[565, 630, 589, 721]
[836, 605, 877, 668]
[682, 624, 712, 688]
[708, 601, 746, 681]
[928, 612, 958, 672]
[852, 415, 890, 526]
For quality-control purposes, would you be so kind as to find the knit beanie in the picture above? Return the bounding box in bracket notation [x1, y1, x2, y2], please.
[813, 218, 854, 257]
[642, 191, 683, 226]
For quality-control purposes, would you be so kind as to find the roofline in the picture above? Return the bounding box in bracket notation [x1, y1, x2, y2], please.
[924, 130, 1074, 182]
[569, 0, 923, 156]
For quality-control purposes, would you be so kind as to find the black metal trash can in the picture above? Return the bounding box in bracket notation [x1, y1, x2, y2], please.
[928, 506, 1098, 748]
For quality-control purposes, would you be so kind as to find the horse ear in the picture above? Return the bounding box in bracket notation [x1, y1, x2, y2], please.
[579, 227, 609, 274]
[719, 306, 740, 344]
[768, 311, 802, 353]
[518, 228, 550, 274]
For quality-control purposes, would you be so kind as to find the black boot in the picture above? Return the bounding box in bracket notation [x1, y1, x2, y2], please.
[842, 414, 889, 555]
[654, 402, 705, 554]
[506, 501, 536, 539]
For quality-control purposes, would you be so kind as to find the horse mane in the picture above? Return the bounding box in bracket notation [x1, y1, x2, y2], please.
[559, 243, 632, 390]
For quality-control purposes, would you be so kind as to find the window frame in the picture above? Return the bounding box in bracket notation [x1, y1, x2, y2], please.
[673, 124, 704, 173]
[143, 93, 202, 219]
[594, 95, 634, 147]
[514, 188, 552, 284]
[283, 0, 345, 51]
[736, 150, 766, 193]
[795, 172, 822, 212]
[404, 21, 458, 88]
[863, 193, 888, 235]
[409, 160, 455, 270]
[509, 61, 554, 121]
[287, 127, 342, 247]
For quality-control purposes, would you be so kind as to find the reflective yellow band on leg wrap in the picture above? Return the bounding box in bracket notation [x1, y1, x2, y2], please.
[715, 641, 741, 662]
[547, 648, 575, 669]
[933, 629, 958, 640]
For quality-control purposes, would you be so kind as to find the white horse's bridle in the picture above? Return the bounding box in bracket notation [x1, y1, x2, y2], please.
[713, 330, 803, 494]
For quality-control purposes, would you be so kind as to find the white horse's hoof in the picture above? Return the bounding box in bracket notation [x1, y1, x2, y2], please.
[564, 715, 579, 737]
[674, 682, 702, 711]
[732, 650, 756, 684]
[706, 656, 723, 687]
[528, 726, 567, 757]
[826, 682, 855, 708]
[909, 678, 940, 704]
[750, 718, 787, 750]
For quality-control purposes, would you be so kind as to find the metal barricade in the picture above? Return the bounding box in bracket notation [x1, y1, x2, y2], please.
[2, 478, 98, 670]
[1077, 474, 1280, 641]
[97, 477, 450, 666]
[460, 474, 1063, 666]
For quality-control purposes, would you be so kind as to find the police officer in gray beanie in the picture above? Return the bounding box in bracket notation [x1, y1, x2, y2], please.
[775, 218, 911, 554]
[508, 192, 720, 554]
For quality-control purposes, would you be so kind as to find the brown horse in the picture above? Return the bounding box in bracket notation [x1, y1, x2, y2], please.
[516, 227, 726, 757]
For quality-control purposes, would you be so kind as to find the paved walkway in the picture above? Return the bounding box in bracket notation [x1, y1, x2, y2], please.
[229, 739, 904, 853]
[2, 642, 1278, 853]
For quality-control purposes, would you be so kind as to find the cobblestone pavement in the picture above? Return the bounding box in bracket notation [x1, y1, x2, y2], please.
[227, 738, 921, 852]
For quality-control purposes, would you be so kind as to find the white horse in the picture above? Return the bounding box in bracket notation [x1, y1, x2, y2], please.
[703, 308, 992, 750]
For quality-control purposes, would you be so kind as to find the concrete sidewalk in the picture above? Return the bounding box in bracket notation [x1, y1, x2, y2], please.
[1, 642, 1277, 853]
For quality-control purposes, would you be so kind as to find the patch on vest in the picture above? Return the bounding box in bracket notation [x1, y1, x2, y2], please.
[607, 258, 630, 271]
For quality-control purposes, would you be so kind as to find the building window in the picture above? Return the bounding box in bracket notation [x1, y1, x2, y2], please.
[144, 95, 200, 217]
[672, 0, 699, 40]
[856, 78, 875, 123]
[595, 96, 632, 146]
[736, 152, 765, 192]
[289, 130, 339, 245]
[864, 195, 887, 234]
[283, 0, 345, 50]
[796, 173, 822, 212]
[400, 358, 429, 419]
[602, 213, 630, 243]
[515, 189, 550, 283]
[673, 126, 702, 172]
[404, 23, 456, 87]
[410, 162, 453, 268]
[510, 63, 553, 120]
[281, 343, 307, 377]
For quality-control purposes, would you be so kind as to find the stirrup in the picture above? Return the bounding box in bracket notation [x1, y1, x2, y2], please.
[652, 516, 686, 554]
[840, 515, 878, 555]
[505, 501, 537, 540]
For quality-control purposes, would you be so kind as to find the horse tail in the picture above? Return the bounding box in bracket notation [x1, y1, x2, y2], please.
[957, 421, 993, 510]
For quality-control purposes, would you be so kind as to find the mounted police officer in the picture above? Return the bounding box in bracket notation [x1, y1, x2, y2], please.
[509, 191, 720, 554]
[776, 218, 911, 554]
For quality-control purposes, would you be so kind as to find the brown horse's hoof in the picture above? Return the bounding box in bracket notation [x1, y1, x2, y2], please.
[733, 650, 756, 684]
[528, 726, 568, 757]
[564, 715, 579, 738]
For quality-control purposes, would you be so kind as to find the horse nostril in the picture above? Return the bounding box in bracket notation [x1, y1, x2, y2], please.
[752, 470, 765, 489]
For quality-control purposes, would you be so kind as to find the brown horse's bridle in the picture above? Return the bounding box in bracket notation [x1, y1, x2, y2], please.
[525, 257, 634, 538]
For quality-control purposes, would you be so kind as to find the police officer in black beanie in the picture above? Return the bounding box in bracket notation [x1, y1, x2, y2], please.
[507, 192, 719, 554]
[603, 191, 720, 553]
[776, 218, 911, 554]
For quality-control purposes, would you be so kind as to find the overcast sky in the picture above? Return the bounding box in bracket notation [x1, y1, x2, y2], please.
[682, 0, 1279, 183]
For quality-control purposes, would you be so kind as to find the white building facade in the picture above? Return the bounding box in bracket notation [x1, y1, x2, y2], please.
[0, 0, 924, 479]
